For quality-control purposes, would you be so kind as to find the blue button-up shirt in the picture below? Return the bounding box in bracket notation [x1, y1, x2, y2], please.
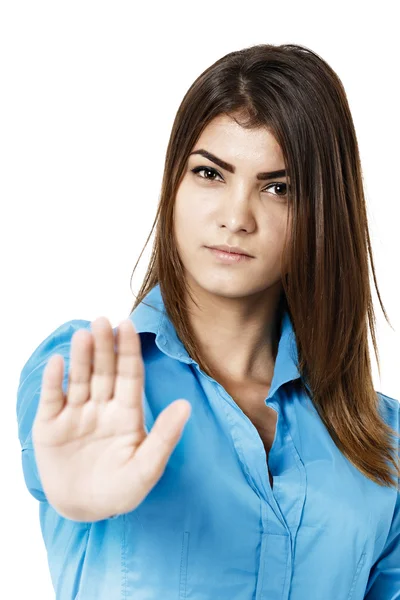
[17, 283, 400, 599]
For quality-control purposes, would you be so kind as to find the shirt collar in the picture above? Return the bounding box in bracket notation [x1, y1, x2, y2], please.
[128, 283, 301, 393]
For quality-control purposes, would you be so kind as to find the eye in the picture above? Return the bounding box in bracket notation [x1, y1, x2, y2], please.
[264, 182, 290, 198]
[191, 166, 290, 199]
[191, 166, 223, 182]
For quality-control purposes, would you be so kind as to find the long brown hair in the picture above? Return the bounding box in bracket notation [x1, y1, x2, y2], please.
[128, 43, 400, 490]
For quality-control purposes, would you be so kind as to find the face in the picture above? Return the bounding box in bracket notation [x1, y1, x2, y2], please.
[173, 113, 292, 301]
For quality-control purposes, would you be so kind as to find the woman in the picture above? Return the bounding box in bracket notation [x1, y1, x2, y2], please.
[17, 43, 400, 599]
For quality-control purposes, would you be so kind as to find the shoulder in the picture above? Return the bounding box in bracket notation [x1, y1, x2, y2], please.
[377, 390, 400, 415]
[17, 319, 92, 449]
[19, 319, 92, 385]
[376, 391, 400, 436]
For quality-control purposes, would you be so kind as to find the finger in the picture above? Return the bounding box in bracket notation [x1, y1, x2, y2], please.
[90, 317, 116, 403]
[36, 354, 66, 424]
[130, 400, 191, 491]
[67, 328, 94, 406]
[113, 319, 146, 428]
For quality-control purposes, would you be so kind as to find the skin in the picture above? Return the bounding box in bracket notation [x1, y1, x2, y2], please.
[173, 112, 292, 405]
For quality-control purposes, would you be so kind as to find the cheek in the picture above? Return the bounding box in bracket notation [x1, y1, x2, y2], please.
[173, 200, 201, 257]
[264, 210, 290, 240]
[261, 218, 291, 266]
[174, 196, 207, 239]
[270, 210, 291, 245]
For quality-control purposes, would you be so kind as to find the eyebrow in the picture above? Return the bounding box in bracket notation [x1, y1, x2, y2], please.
[189, 149, 289, 180]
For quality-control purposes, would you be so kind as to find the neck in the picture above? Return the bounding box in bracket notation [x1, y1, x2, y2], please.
[184, 280, 284, 384]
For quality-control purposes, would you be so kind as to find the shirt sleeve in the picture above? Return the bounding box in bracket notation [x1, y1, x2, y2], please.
[16, 319, 93, 504]
[364, 397, 400, 599]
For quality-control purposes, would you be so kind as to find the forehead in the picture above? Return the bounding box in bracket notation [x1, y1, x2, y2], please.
[193, 114, 284, 164]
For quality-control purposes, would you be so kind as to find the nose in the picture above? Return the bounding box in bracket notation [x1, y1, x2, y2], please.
[217, 191, 256, 233]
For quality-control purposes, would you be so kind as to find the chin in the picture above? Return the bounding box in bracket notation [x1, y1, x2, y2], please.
[189, 274, 273, 299]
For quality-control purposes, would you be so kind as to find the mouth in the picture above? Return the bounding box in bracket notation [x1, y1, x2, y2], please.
[206, 245, 253, 258]
[205, 247, 254, 263]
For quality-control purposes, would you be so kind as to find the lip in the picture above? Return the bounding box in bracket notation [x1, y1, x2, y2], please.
[206, 245, 253, 257]
[206, 247, 253, 263]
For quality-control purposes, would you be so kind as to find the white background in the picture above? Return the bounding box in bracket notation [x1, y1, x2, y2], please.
[1, 1, 399, 597]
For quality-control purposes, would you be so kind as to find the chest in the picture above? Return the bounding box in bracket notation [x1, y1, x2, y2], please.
[252, 412, 277, 488]
[221, 381, 278, 488]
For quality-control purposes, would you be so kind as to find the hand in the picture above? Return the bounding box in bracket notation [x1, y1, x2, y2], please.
[31, 316, 191, 521]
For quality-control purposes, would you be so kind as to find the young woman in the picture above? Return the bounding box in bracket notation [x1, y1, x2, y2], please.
[17, 43, 399, 599]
